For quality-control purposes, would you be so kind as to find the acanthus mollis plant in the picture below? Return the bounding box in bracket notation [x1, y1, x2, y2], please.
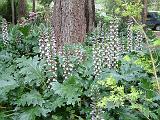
[92, 18, 145, 79]
[62, 46, 74, 80]
[28, 12, 37, 22]
[93, 21, 116, 77]
[93, 37, 103, 78]
[39, 31, 47, 59]
[90, 84, 104, 120]
[46, 28, 57, 86]
[19, 12, 38, 26]
[92, 23, 104, 78]
[1, 18, 9, 46]
[93, 19, 123, 78]
[62, 44, 84, 80]
[107, 19, 123, 69]
[127, 18, 134, 52]
[74, 44, 83, 65]
[39, 26, 85, 85]
[126, 18, 144, 52]
[38, 27, 57, 87]
[134, 30, 144, 51]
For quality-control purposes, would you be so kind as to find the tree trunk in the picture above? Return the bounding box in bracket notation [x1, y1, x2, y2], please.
[32, 0, 36, 12]
[18, 0, 26, 19]
[142, 0, 147, 24]
[53, 0, 95, 49]
[85, 0, 95, 33]
[11, 0, 15, 24]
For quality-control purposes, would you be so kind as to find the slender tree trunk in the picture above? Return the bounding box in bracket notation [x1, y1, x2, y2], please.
[11, 0, 15, 24]
[53, 0, 95, 49]
[32, 0, 36, 12]
[18, 0, 26, 19]
[142, 0, 147, 24]
[85, 0, 95, 33]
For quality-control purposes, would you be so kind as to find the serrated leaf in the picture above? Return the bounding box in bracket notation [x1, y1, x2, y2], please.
[17, 90, 45, 107]
[0, 50, 12, 62]
[0, 79, 17, 89]
[51, 76, 82, 106]
[0, 71, 18, 100]
[18, 106, 50, 120]
[16, 56, 45, 86]
[44, 97, 65, 111]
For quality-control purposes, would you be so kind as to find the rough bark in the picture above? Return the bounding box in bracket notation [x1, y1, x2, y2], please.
[53, 0, 62, 48]
[142, 0, 147, 24]
[18, 0, 26, 19]
[85, 0, 95, 33]
[53, 0, 95, 49]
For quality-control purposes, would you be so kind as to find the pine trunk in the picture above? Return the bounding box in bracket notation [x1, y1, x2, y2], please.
[142, 0, 147, 24]
[18, 0, 26, 19]
[53, 0, 95, 48]
[85, 0, 95, 33]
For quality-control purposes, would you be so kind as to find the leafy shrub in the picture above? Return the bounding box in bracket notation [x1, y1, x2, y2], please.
[0, 17, 160, 120]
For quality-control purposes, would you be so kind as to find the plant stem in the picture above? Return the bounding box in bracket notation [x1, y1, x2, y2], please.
[131, 16, 160, 93]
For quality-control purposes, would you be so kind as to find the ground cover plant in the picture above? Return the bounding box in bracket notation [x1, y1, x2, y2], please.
[0, 0, 160, 120]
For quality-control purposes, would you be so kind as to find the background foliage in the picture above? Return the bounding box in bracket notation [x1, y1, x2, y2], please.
[0, 0, 160, 120]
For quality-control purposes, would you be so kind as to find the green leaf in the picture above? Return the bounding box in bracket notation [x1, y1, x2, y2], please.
[0, 79, 17, 89]
[18, 25, 31, 37]
[18, 106, 50, 120]
[16, 56, 45, 86]
[0, 70, 18, 101]
[17, 90, 45, 107]
[51, 76, 82, 106]
[44, 97, 65, 111]
[153, 39, 160, 46]
[0, 112, 5, 120]
[119, 108, 139, 120]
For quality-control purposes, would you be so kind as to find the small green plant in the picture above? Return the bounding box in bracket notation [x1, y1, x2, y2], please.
[95, 75, 159, 120]
[0, 8, 160, 119]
